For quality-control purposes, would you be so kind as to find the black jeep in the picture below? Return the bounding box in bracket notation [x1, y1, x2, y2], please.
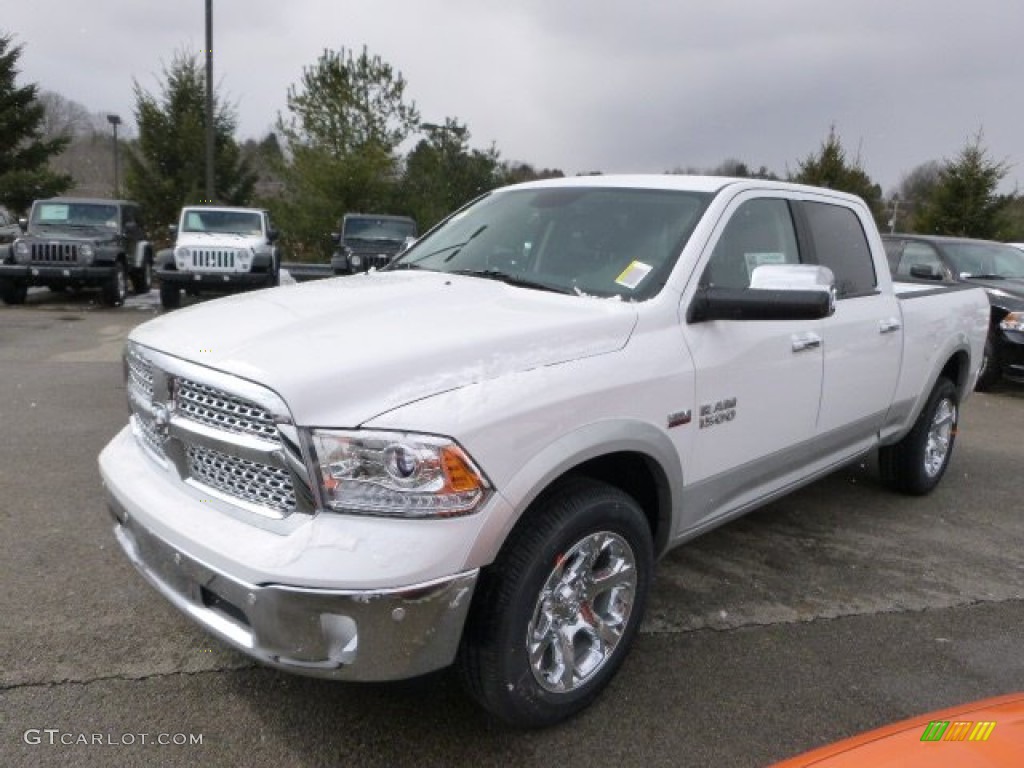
[330, 213, 417, 275]
[0, 197, 154, 307]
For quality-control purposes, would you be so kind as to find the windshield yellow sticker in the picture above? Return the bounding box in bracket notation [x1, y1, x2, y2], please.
[615, 261, 653, 289]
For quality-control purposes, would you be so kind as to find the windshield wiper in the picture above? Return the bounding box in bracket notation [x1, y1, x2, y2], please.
[450, 269, 572, 294]
[963, 274, 1007, 280]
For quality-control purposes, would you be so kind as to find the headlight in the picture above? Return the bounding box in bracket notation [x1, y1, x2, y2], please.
[13, 240, 30, 264]
[349, 253, 363, 269]
[236, 248, 253, 271]
[311, 430, 490, 518]
[174, 246, 190, 270]
[1001, 311, 1024, 332]
[80, 243, 94, 263]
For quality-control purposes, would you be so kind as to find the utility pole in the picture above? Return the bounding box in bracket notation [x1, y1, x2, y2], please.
[204, 0, 215, 203]
[106, 114, 122, 198]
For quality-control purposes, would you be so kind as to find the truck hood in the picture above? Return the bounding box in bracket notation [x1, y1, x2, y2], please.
[131, 271, 638, 426]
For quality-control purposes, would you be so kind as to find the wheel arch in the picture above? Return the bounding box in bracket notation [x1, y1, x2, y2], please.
[467, 421, 682, 569]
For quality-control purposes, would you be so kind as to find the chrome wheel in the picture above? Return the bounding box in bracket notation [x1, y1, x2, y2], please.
[527, 531, 637, 693]
[923, 398, 956, 478]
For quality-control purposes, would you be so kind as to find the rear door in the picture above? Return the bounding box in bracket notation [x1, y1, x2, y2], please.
[797, 200, 901, 452]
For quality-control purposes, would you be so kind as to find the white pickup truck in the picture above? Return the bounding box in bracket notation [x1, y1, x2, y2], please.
[99, 176, 988, 727]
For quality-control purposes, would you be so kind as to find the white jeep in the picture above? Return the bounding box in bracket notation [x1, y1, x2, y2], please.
[156, 206, 281, 309]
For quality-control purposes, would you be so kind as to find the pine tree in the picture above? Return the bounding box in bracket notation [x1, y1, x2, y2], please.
[914, 132, 1009, 238]
[791, 126, 884, 223]
[124, 51, 255, 235]
[0, 33, 72, 214]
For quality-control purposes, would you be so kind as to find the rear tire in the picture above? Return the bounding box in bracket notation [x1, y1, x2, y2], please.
[879, 377, 958, 495]
[0, 278, 28, 305]
[457, 477, 653, 728]
[159, 282, 181, 309]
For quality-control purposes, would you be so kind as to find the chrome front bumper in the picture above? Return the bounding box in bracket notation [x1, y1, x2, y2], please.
[107, 492, 478, 681]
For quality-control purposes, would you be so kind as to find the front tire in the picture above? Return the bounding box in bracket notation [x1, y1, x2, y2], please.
[159, 282, 181, 309]
[100, 261, 127, 307]
[975, 334, 1000, 391]
[879, 377, 958, 495]
[457, 477, 653, 728]
[0, 278, 28, 305]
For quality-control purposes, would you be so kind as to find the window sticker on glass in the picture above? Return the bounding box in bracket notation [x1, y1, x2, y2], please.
[615, 261, 654, 289]
[744, 251, 787, 278]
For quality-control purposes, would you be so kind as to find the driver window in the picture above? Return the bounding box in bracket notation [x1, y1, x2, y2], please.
[701, 198, 800, 289]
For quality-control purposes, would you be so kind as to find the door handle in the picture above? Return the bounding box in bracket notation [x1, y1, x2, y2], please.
[879, 318, 902, 334]
[791, 332, 822, 352]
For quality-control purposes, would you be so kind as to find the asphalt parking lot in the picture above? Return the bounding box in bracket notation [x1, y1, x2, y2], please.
[2, 288, 1023, 767]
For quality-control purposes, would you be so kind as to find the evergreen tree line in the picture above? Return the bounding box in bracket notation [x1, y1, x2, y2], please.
[2, 31, 1022, 260]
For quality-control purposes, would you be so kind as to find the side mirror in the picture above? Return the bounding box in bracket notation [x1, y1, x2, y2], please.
[168, 224, 178, 237]
[18, 218, 27, 232]
[688, 264, 836, 323]
[268, 227, 280, 243]
[330, 231, 341, 245]
[909, 263, 942, 280]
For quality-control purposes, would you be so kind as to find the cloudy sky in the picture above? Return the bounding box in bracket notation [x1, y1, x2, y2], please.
[5, 1, 1023, 194]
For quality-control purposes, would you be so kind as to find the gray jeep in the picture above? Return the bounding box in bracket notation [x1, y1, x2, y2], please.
[0, 197, 153, 306]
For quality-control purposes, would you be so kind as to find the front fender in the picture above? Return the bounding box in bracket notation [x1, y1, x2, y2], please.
[463, 419, 683, 568]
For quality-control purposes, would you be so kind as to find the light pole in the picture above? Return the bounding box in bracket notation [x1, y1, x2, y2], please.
[106, 114, 122, 199]
[205, 0, 215, 203]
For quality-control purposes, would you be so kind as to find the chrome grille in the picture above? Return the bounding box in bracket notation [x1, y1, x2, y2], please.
[186, 444, 296, 514]
[177, 379, 278, 439]
[31, 242, 79, 263]
[126, 348, 154, 401]
[190, 248, 239, 271]
[134, 413, 166, 460]
[123, 343, 309, 521]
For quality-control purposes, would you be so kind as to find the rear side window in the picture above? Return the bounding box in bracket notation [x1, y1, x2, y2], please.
[802, 202, 877, 298]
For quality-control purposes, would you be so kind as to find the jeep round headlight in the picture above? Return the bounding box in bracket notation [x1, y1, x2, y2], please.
[13, 240, 30, 264]
[174, 246, 190, 270]
[235, 248, 253, 271]
[311, 430, 490, 518]
[1001, 311, 1024, 332]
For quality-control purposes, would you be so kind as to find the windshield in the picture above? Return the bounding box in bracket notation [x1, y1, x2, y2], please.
[181, 209, 263, 236]
[344, 217, 417, 241]
[32, 202, 118, 230]
[390, 186, 711, 300]
[944, 242, 1024, 279]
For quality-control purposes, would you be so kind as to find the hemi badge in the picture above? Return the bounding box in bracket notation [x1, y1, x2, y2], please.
[667, 410, 692, 429]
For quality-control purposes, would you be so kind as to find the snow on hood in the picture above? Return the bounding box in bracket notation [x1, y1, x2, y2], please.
[175, 231, 266, 249]
[131, 271, 638, 426]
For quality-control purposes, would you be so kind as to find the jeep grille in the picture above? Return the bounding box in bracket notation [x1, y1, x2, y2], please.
[31, 242, 79, 263]
[189, 248, 241, 271]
